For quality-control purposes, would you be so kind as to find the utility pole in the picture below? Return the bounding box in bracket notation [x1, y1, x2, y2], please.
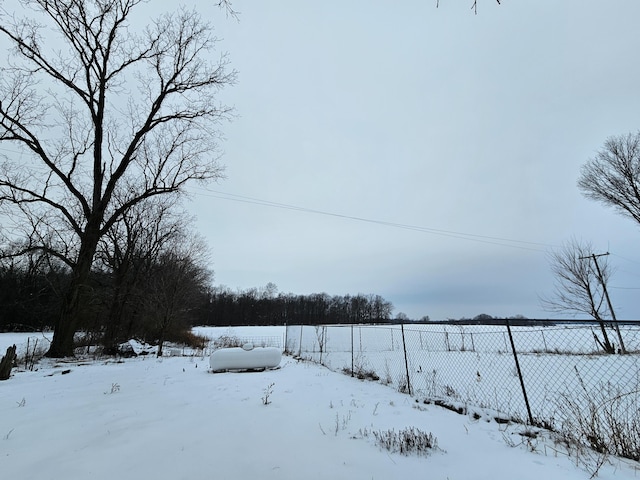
[580, 252, 626, 354]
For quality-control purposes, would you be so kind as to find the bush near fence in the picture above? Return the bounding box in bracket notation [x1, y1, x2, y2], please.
[285, 320, 640, 461]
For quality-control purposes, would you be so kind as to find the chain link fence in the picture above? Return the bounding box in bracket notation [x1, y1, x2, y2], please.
[285, 320, 640, 460]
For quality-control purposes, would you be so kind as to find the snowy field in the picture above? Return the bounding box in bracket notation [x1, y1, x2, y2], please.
[1, 327, 639, 479]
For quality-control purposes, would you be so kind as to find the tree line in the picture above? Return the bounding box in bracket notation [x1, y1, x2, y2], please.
[204, 285, 394, 326]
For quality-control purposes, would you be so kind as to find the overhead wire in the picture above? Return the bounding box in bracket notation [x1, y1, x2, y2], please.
[189, 187, 559, 253]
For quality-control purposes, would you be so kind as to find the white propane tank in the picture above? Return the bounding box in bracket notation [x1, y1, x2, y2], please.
[209, 346, 282, 372]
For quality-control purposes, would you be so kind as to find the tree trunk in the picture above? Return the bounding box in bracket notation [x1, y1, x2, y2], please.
[46, 276, 86, 357]
[157, 330, 165, 358]
[46, 227, 101, 358]
[595, 315, 615, 354]
[0, 344, 17, 380]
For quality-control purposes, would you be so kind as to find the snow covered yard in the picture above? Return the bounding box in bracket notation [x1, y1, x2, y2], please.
[1, 348, 639, 479]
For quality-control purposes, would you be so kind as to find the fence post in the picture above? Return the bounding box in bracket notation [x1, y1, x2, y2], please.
[351, 324, 354, 377]
[505, 320, 534, 425]
[298, 325, 303, 357]
[318, 326, 324, 365]
[283, 323, 288, 354]
[401, 324, 412, 396]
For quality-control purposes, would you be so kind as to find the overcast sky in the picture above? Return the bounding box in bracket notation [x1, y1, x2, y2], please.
[172, 0, 640, 320]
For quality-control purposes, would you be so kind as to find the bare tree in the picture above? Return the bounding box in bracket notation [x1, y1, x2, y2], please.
[95, 196, 188, 353]
[0, 1, 234, 356]
[140, 235, 212, 357]
[578, 131, 640, 226]
[541, 239, 616, 353]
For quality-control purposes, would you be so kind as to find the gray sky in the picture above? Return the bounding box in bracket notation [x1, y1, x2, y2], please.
[181, 0, 640, 320]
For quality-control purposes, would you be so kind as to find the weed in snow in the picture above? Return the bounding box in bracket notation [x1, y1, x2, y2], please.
[261, 382, 275, 405]
[333, 411, 352, 436]
[549, 367, 640, 475]
[359, 427, 438, 457]
[104, 383, 120, 394]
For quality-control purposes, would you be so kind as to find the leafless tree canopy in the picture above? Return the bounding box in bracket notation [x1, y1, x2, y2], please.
[541, 239, 617, 353]
[578, 131, 640, 226]
[0, 0, 235, 356]
[142, 233, 212, 357]
[541, 239, 610, 320]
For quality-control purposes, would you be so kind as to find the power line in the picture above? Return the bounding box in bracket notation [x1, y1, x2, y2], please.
[611, 252, 640, 266]
[189, 187, 559, 252]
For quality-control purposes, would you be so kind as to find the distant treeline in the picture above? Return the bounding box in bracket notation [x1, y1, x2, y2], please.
[202, 285, 394, 326]
[428, 318, 545, 326]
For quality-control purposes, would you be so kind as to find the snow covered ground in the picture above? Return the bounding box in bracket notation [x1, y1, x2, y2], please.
[1, 329, 639, 479]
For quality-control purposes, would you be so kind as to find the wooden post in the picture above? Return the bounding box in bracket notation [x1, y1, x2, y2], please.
[590, 254, 626, 354]
[0, 344, 17, 381]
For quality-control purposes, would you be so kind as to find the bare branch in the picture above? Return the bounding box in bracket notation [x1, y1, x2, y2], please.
[578, 131, 640, 226]
[540, 239, 611, 320]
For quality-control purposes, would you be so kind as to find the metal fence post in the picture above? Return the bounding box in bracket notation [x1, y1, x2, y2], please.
[351, 324, 354, 377]
[298, 325, 303, 357]
[283, 323, 288, 353]
[401, 324, 412, 396]
[505, 320, 534, 425]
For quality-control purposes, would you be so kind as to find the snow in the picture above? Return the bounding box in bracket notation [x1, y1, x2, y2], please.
[0, 331, 52, 358]
[1, 329, 639, 479]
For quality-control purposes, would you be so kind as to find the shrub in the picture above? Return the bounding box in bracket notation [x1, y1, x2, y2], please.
[213, 334, 244, 349]
[168, 330, 209, 350]
[370, 427, 438, 456]
[553, 367, 640, 462]
[342, 365, 380, 381]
